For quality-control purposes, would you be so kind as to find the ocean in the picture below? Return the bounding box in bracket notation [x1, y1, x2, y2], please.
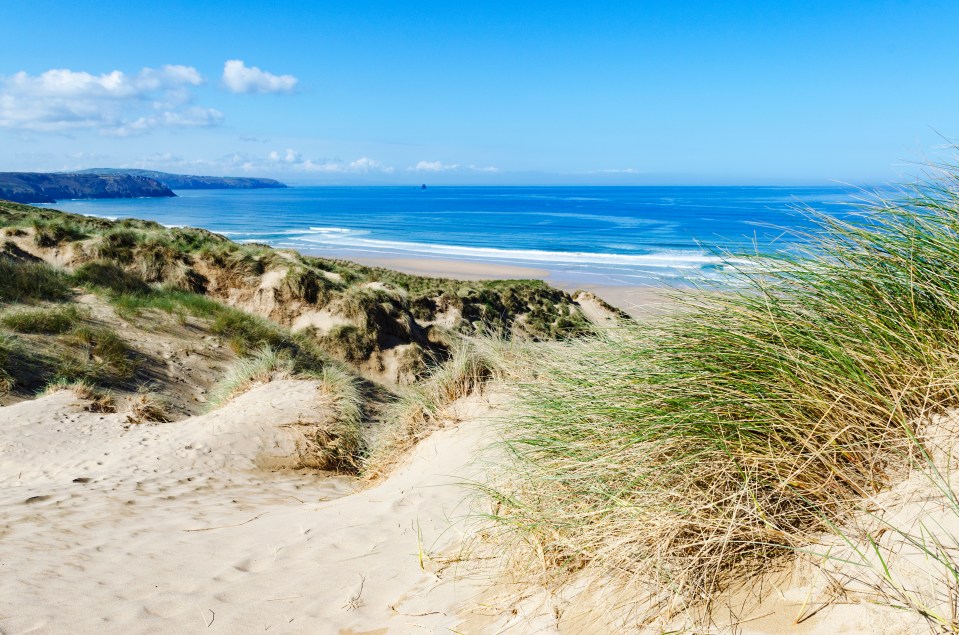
[40, 185, 872, 287]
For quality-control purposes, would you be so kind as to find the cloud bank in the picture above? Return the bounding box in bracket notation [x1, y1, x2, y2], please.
[222, 60, 298, 94]
[408, 160, 499, 173]
[0, 65, 221, 135]
[267, 149, 393, 173]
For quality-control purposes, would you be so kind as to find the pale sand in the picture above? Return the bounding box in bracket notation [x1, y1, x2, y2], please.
[564, 284, 678, 319]
[330, 255, 552, 281]
[0, 381, 498, 634]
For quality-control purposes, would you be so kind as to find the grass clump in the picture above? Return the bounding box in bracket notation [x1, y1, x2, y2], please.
[310, 364, 365, 471]
[72, 260, 150, 295]
[0, 334, 19, 392]
[487, 168, 959, 622]
[282, 266, 338, 304]
[110, 286, 222, 320]
[56, 325, 136, 384]
[365, 340, 494, 479]
[322, 324, 376, 364]
[94, 228, 141, 262]
[207, 345, 294, 408]
[210, 307, 328, 373]
[43, 379, 116, 412]
[126, 391, 172, 423]
[1, 305, 85, 334]
[0, 258, 71, 303]
[32, 218, 89, 247]
[210, 309, 287, 355]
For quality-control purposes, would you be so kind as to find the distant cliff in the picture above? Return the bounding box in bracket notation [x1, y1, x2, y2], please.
[75, 169, 288, 190]
[0, 173, 176, 204]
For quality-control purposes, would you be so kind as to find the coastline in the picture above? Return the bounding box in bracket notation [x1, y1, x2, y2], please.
[302, 249, 675, 318]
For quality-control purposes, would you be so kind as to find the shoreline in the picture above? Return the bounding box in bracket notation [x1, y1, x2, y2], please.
[302, 249, 675, 318]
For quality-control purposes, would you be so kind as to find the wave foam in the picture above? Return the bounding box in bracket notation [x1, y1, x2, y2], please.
[274, 228, 737, 270]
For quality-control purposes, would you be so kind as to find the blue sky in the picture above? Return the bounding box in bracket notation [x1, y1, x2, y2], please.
[1, 0, 956, 185]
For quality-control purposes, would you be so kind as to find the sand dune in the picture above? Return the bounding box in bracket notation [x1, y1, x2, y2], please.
[0, 382, 497, 634]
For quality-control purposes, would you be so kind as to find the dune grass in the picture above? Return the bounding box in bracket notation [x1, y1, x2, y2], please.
[56, 325, 137, 384]
[484, 168, 959, 621]
[311, 364, 365, 471]
[31, 217, 90, 247]
[1, 305, 85, 334]
[42, 379, 116, 412]
[0, 257, 72, 303]
[364, 340, 495, 478]
[206, 345, 295, 409]
[109, 286, 222, 320]
[126, 390, 172, 423]
[72, 260, 151, 295]
[205, 347, 365, 469]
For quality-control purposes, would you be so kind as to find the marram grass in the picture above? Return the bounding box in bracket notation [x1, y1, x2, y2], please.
[487, 167, 959, 619]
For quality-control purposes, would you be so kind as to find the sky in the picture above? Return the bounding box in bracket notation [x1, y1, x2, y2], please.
[1, 0, 957, 185]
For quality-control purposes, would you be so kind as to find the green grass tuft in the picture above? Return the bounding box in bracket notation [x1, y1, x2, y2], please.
[94, 228, 141, 262]
[32, 218, 89, 247]
[1, 305, 85, 334]
[72, 260, 150, 295]
[57, 325, 137, 383]
[0, 258, 72, 303]
[207, 345, 294, 408]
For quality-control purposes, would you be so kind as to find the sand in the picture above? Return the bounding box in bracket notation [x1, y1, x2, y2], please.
[0, 381, 500, 634]
[339, 255, 552, 282]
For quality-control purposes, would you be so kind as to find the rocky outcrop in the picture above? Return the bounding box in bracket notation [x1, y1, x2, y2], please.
[75, 169, 288, 190]
[0, 172, 176, 204]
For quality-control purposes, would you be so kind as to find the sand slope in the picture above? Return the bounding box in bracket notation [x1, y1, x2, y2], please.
[0, 381, 495, 634]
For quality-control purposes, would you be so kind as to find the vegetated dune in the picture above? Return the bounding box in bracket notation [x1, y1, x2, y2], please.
[473, 166, 959, 633]
[0, 200, 590, 385]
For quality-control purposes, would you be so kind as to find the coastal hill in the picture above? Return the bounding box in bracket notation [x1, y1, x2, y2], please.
[75, 168, 288, 190]
[0, 172, 175, 204]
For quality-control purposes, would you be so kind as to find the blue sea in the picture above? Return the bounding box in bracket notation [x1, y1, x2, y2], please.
[41, 186, 874, 287]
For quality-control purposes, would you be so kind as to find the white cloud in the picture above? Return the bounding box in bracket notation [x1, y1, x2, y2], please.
[348, 157, 394, 173]
[107, 107, 224, 137]
[408, 160, 499, 173]
[222, 60, 298, 94]
[265, 149, 394, 174]
[0, 65, 219, 135]
[411, 160, 453, 172]
[126, 149, 459, 179]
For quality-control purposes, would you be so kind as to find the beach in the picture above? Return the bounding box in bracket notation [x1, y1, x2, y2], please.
[1, 192, 955, 634]
[4, 0, 953, 630]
